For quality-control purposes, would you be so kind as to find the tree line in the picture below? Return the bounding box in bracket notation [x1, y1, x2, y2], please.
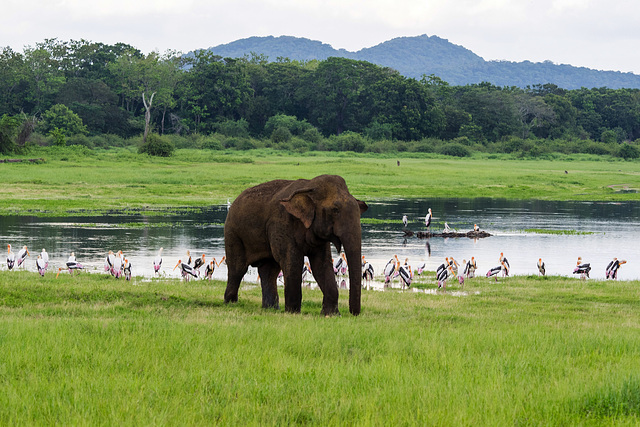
[1, 38, 639, 158]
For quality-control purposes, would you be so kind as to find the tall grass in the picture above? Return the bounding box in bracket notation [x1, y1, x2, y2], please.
[0, 148, 638, 216]
[1, 271, 639, 424]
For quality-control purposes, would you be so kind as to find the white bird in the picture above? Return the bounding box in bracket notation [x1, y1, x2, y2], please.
[7, 244, 15, 270]
[398, 258, 412, 289]
[36, 255, 47, 276]
[537, 258, 546, 276]
[123, 258, 132, 281]
[463, 257, 477, 278]
[40, 248, 49, 269]
[112, 251, 124, 278]
[486, 264, 502, 281]
[154, 247, 163, 275]
[573, 257, 591, 279]
[57, 252, 83, 277]
[474, 224, 480, 232]
[361, 256, 374, 289]
[333, 252, 347, 276]
[383, 255, 399, 286]
[16, 245, 29, 268]
[174, 259, 198, 281]
[443, 222, 451, 233]
[416, 261, 426, 275]
[606, 258, 627, 280]
[425, 208, 432, 232]
[499, 253, 510, 276]
[193, 254, 205, 272]
[402, 215, 408, 228]
[105, 250, 115, 274]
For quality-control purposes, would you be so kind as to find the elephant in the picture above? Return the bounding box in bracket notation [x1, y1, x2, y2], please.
[223, 174, 368, 316]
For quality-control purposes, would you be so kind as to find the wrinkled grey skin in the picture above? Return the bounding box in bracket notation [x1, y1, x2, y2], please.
[223, 175, 368, 316]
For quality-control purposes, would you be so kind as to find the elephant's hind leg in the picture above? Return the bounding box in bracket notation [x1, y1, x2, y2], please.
[257, 260, 280, 310]
[224, 241, 247, 304]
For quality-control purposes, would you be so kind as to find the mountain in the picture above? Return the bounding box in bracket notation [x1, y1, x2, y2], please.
[203, 35, 640, 90]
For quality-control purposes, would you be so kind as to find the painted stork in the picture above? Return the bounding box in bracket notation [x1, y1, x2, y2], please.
[573, 257, 591, 279]
[112, 251, 124, 278]
[436, 261, 451, 288]
[416, 261, 426, 275]
[537, 258, 546, 276]
[474, 224, 480, 232]
[606, 258, 627, 280]
[463, 257, 477, 278]
[40, 248, 49, 269]
[443, 222, 451, 233]
[486, 264, 503, 281]
[333, 252, 347, 276]
[36, 255, 47, 276]
[204, 260, 215, 280]
[383, 255, 399, 286]
[16, 245, 29, 268]
[153, 247, 163, 276]
[499, 253, 510, 276]
[57, 252, 83, 277]
[7, 244, 15, 270]
[193, 254, 205, 273]
[123, 258, 132, 281]
[105, 250, 115, 274]
[398, 259, 412, 289]
[425, 208, 432, 232]
[186, 250, 192, 266]
[361, 256, 374, 289]
[302, 259, 313, 287]
[174, 259, 198, 281]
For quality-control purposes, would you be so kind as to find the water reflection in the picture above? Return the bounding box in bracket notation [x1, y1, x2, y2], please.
[1, 199, 639, 281]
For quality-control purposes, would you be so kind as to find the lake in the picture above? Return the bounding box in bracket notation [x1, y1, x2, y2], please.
[1, 199, 638, 281]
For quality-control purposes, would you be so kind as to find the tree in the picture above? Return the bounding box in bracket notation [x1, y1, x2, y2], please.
[40, 104, 87, 136]
[0, 114, 20, 153]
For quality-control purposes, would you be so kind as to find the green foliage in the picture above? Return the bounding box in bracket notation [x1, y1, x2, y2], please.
[138, 133, 175, 157]
[40, 104, 88, 137]
[48, 127, 67, 146]
[438, 142, 471, 157]
[214, 118, 250, 138]
[0, 114, 20, 154]
[270, 126, 292, 144]
[618, 143, 640, 159]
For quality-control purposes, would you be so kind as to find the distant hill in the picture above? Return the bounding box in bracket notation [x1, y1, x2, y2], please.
[203, 35, 640, 90]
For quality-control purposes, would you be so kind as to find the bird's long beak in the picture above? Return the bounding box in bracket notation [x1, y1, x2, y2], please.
[27, 249, 30, 256]
[56, 267, 61, 278]
[173, 260, 181, 271]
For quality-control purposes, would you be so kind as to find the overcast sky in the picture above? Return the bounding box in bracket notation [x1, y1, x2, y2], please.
[5, 0, 640, 74]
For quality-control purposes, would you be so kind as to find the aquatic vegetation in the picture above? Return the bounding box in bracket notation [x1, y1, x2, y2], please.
[524, 228, 595, 235]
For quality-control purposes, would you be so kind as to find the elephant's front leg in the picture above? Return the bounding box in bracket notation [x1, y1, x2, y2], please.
[257, 260, 280, 310]
[308, 247, 340, 316]
[282, 261, 304, 313]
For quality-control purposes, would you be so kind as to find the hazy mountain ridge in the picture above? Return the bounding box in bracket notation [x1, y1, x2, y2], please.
[203, 35, 640, 89]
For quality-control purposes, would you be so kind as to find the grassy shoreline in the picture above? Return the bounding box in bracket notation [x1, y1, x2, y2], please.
[1, 271, 639, 424]
[0, 147, 638, 216]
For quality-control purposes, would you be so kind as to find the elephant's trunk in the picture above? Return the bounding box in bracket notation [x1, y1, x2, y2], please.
[342, 231, 362, 316]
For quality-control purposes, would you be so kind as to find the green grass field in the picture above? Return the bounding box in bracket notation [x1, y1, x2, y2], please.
[0, 147, 638, 215]
[1, 271, 640, 425]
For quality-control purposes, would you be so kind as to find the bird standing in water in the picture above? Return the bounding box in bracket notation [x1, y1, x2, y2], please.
[425, 208, 432, 233]
[153, 247, 163, 276]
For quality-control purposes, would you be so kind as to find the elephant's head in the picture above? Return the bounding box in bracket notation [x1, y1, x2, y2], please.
[280, 175, 368, 315]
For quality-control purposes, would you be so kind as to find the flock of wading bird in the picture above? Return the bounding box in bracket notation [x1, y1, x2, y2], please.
[3, 207, 629, 287]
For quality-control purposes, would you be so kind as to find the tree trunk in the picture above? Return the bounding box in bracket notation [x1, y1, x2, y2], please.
[142, 92, 156, 143]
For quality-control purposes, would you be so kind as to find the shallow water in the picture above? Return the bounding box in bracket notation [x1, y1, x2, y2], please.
[1, 199, 639, 281]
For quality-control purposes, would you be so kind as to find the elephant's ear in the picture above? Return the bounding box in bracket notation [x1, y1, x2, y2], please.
[357, 199, 368, 215]
[281, 190, 315, 229]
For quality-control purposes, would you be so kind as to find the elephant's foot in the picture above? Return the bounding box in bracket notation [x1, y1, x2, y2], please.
[321, 305, 340, 317]
[262, 294, 280, 310]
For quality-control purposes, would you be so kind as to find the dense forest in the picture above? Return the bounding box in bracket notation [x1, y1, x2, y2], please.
[0, 38, 639, 159]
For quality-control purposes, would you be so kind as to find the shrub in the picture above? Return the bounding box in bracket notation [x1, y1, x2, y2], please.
[40, 104, 88, 137]
[583, 142, 612, 155]
[138, 133, 175, 157]
[438, 143, 471, 157]
[215, 119, 250, 138]
[271, 127, 292, 144]
[334, 131, 366, 152]
[264, 114, 311, 137]
[618, 143, 639, 159]
[202, 135, 224, 150]
[301, 127, 322, 144]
